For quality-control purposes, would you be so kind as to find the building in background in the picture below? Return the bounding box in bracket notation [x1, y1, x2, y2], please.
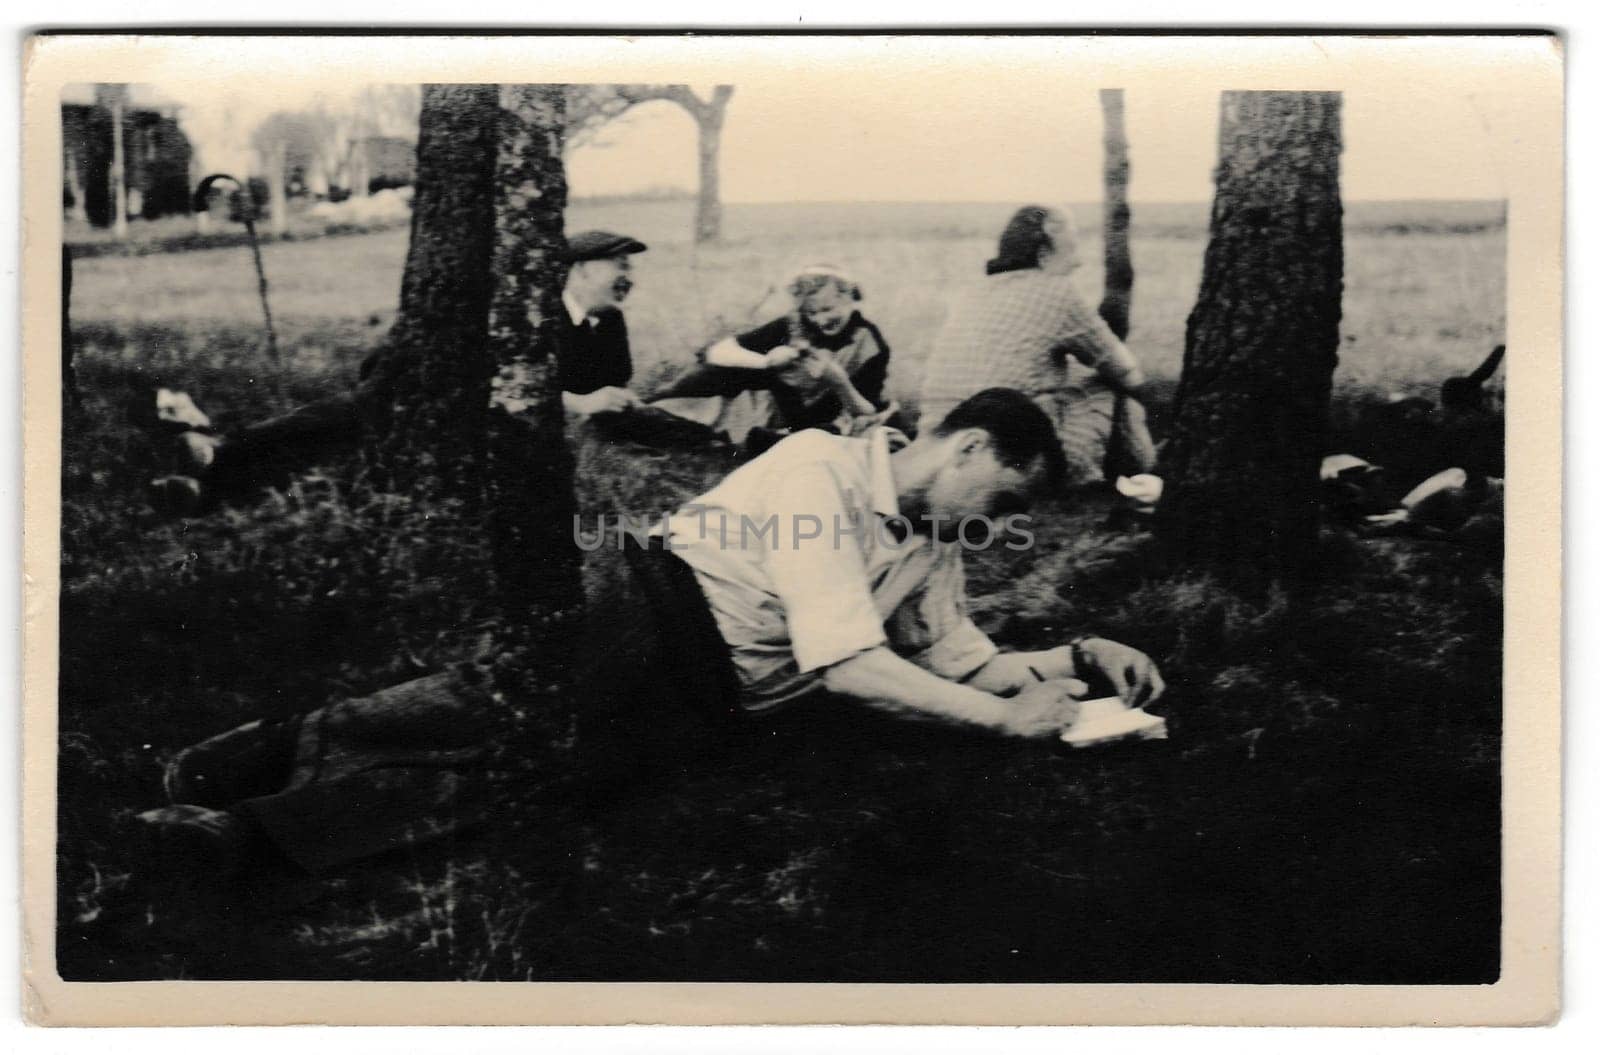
[348, 134, 417, 196]
[62, 83, 422, 238]
[62, 83, 194, 228]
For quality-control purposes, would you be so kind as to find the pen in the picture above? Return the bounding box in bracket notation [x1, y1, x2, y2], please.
[1028, 665, 1046, 682]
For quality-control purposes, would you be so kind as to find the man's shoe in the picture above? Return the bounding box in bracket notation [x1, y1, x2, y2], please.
[154, 388, 212, 432]
[125, 804, 256, 879]
[164, 716, 302, 808]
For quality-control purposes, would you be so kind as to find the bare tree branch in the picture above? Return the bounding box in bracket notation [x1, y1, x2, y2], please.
[562, 84, 734, 151]
[561, 85, 735, 241]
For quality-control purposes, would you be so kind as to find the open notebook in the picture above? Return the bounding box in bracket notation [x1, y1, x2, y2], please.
[1060, 696, 1169, 748]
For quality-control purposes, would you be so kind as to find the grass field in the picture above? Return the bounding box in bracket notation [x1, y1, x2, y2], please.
[58, 199, 1505, 982]
[71, 199, 1506, 402]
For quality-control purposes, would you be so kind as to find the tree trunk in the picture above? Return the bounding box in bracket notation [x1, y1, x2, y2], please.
[349, 139, 371, 197]
[1157, 91, 1343, 594]
[260, 86, 579, 861]
[483, 84, 583, 645]
[693, 86, 734, 244]
[64, 144, 85, 225]
[1096, 88, 1146, 481]
[1097, 89, 1133, 342]
[364, 84, 500, 511]
[108, 93, 128, 240]
[62, 244, 78, 408]
[265, 141, 289, 237]
[361, 83, 580, 675]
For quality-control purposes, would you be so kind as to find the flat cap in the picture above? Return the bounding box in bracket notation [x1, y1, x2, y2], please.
[566, 230, 649, 263]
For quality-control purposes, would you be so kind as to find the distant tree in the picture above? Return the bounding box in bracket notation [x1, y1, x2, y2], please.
[250, 111, 318, 235]
[1096, 88, 1133, 342]
[563, 85, 642, 150]
[246, 92, 421, 208]
[1095, 87, 1152, 481]
[563, 84, 735, 242]
[298, 102, 360, 195]
[1158, 91, 1344, 594]
[93, 84, 129, 239]
[355, 83, 424, 140]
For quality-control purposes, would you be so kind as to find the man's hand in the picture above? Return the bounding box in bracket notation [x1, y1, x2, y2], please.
[763, 344, 804, 370]
[797, 348, 835, 382]
[1073, 638, 1166, 706]
[591, 386, 642, 413]
[1003, 679, 1090, 738]
[565, 386, 640, 416]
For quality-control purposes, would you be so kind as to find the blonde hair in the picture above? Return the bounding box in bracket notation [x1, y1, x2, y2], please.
[787, 264, 862, 303]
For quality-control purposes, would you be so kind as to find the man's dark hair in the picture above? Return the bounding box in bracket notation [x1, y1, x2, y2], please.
[931, 388, 1068, 487]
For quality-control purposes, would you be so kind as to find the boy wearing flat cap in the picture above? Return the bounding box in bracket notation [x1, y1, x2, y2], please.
[146, 229, 655, 510]
[559, 230, 649, 417]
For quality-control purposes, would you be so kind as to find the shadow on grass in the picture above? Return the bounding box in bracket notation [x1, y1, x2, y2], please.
[56, 347, 1501, 983]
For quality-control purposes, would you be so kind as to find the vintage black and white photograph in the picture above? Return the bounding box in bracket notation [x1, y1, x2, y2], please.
[23, 32, 1562, 1025]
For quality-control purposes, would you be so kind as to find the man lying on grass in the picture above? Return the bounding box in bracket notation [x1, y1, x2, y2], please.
[148, 229, 677, 511]
[134, 388, 1163, 884]
[586, 386, 1166, 755]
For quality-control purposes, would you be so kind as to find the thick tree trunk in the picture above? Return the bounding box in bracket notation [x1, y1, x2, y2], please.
[1157, 91, 1343, 594]
[362, 82, 580, 683]
[484, 85, 583, 642]
[364, 84, 500, 513]
[219, 86, 579, 868]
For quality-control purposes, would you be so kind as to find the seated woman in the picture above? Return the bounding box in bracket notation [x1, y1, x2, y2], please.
[649, 265, 895, 445]
[918, 205, 1158, 486]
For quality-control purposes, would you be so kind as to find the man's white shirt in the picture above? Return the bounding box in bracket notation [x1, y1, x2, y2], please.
[657, 428, 998, 712]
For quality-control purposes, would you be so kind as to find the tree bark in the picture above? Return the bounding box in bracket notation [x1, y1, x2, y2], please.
[484, 85, 583, 641]
[247, 86, 580, 861]
[1157, 91, 1343, 594]
[364, 84, 500, 515]
[361, 83, 580, 683]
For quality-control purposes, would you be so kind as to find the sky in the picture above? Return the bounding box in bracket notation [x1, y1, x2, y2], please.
[566, 82, 1512, 204]
[139, 71, 1515, 206]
